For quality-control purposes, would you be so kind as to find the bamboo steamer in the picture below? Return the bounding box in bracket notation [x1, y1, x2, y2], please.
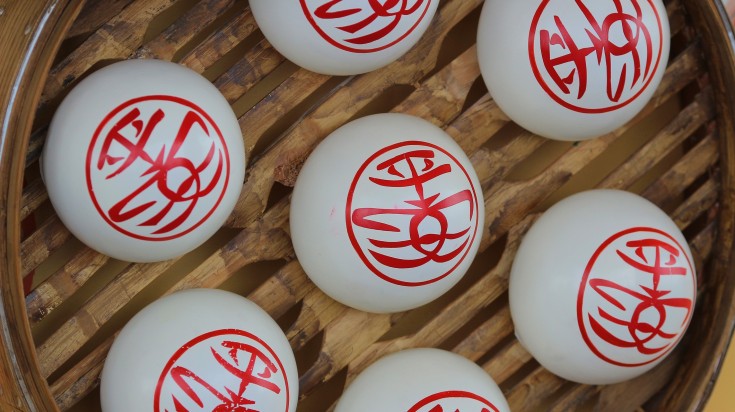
[1, 0, 735, 411]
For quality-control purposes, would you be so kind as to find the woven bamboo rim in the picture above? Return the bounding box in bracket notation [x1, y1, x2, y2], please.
[2, 0, 735, 411]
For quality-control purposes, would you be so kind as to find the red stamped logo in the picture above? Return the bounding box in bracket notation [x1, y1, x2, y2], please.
[529, 0, 664, 113]
[408, 390, 500, 412]
[154, 329, 290, 412]
[300, 0, 433, 53]
[86, 95, 230, 241]
[578, 227, 695, 367]
[346, 141, 480, 287]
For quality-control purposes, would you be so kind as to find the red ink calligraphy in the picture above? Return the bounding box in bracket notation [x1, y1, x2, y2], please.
[300, 0, 433, 53]
[154, 329, 290, 412]
[86, 95, 230, 241]
[529, 0, 664, 113]
[408, 390, 500, 412]
[578, 227, 695, 367]
[346, 141, 480, 287]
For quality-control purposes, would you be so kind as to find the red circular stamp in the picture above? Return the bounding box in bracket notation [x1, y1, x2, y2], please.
[577, 227, 695, 367]
[346, 141, 480, 287]
[408, 390, 500, 412]
[86, 95, 231, 241]
[299, 0, 433, 53]
[154, 329, 290, 412]
[528, 0, 664, 114]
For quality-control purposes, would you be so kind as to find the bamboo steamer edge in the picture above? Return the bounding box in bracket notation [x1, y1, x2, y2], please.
[1, 0, 735, 411]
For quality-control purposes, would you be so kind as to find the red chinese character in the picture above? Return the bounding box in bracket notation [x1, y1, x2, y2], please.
[86, 95, 230, 241]
[529, 0, 664, 113]
[408, 391, 500, 412]
[300, 0, 433, 53]
[154, 329, 290, 412]
[578, 227, 695, 367]
[346, 142, 480, 287]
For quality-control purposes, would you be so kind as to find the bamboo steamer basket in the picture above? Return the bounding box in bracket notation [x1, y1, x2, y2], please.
[1, 0, 735, 411]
